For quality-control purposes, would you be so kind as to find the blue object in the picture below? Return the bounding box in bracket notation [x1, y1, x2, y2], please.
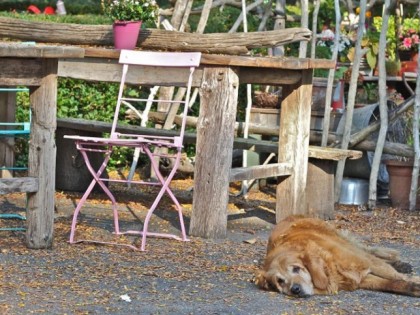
[0, 213, 26, 231]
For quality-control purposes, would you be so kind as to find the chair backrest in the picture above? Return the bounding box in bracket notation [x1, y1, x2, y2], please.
[110, 50, 202, 140]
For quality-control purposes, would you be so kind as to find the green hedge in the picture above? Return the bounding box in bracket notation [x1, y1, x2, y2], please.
[0, 0, 102, 15]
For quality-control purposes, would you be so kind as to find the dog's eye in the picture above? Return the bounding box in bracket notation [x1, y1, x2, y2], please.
[292, 266, 300, 273]
[277, 277, 285, 285]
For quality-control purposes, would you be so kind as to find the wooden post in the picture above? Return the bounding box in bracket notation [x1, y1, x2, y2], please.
[26, 59, 57, 249]
[189, 67, 238, 238]
[0, 90, 16, 178]
[307, 159, 335, 219]
[276, 69, 313, 221]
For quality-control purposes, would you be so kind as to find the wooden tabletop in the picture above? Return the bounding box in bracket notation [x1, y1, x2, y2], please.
[0, 42, 335, 70]
[83, 47, 336, 70]
[0, 42, 84, 58]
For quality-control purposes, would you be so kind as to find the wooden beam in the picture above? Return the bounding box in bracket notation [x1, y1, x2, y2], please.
[26, 59, 57, 249]
[229, 163, 293, 182]
[190, 67, 238, 239]
[0, 17, 312, 55]
[81, 48, 336, 70]
[0, 42, 84, 58]
[0, 177, 38, 194]
[0, 59, 46, 86]
[58, 58, 205, 87]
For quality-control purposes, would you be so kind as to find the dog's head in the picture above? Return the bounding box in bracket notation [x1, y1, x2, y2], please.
[255, 247, 325, 298]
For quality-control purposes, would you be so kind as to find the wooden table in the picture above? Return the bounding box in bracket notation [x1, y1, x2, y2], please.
[1, 43, 335, 247]
[0, 43, 84, 248]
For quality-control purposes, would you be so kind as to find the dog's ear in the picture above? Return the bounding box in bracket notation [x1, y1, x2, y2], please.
[254, 270, 269, 290]
[303, 254, 329, 290]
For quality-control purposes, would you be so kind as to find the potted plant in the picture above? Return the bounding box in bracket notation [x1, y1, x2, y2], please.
[398, 18, 419, 74]
[102, 0, 159, 50]
[347, 30, 380, 76]
[398, 18, 420, 60]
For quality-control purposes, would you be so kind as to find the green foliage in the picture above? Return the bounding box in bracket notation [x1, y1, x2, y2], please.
[0, 0, 102, 15]
[373, 16, 397, 60]
[316, 0, 336, 28]
[102, 0, 159, 23]
[0, 11, 110, 24]
[311, 45, 332, 78]
[57, 78, 120, 121]
[14, 89, 31, 168]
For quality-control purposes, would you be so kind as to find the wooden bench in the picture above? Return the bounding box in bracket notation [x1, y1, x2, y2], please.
[56, 117, 362, 219]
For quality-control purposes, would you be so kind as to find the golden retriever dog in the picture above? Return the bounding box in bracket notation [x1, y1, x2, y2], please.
[255, 216, 420, 297]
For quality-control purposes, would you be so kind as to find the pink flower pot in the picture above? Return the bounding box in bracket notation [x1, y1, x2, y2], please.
[113, 21, 142, 50]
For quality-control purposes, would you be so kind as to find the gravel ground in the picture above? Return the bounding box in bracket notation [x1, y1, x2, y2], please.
[1, 180, 420, 315]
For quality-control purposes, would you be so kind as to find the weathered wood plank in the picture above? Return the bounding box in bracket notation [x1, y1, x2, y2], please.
[82, 48, 336, 70]
[308, 146, 362, 160]
[0, 42, 84, 58]
[0, 17, 312, 55]
[238, 68, 302, 85]
[0, 59, 44, 86]
[58, 58, 312, 86]
[0, 177, 38, 194]
[189, 67, 238, 239]
[200, 54, 336, 70]
[26, 59, 57, 249]
[307, 159, 335, 219]
[229, 163, 293, 182]
[58, 58, 204, 87]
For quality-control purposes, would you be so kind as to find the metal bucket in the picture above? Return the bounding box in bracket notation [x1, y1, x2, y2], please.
[339, 177, 369, 205]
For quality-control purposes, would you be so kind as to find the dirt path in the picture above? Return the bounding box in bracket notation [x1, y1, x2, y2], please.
[1, 180, 419, 314]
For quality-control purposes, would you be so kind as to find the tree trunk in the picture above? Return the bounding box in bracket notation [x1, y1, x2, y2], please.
[0, 17, 311, 55]
[409, 2, 420, 211]
[299, 0, 309, 58]
[368, 0, 391, 209]
[334, 0, 367, 202]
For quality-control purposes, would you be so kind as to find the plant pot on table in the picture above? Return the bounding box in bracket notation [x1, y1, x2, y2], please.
[113, 21, 142, 50]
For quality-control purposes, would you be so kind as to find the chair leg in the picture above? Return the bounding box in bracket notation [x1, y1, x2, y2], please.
[80, 149, 120, 233]
[69, 146, 120, 243]
[139, 148, 188, 251]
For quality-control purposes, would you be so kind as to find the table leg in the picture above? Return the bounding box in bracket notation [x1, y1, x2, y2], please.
[189, 67, 238, 238]
[26, 59, 58, 249]
[276, 69, 313, 222]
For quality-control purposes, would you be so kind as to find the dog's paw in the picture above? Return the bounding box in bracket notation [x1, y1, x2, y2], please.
[391, 261, 413, 274]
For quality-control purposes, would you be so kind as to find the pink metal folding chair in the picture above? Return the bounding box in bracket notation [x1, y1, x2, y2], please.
[64, 50, 201, 251]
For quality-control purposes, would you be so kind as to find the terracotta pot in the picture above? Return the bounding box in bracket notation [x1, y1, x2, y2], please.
[112, 21, 142, 50]
[384, 159, 420, 209]
[400, 60, 418, 75]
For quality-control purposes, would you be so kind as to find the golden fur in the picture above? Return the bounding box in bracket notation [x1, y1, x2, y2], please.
[255, 216, 420, 297]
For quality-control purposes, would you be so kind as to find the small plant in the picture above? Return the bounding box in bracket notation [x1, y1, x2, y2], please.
[102, 0, 159, 23]
[347, 30, 380, 71]
[399, 18, 420, 53]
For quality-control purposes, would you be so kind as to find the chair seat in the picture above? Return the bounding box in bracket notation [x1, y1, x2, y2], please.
[64, 134, 182, 149]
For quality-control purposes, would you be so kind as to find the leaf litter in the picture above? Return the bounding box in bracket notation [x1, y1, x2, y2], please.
[0, 176, 419, 314]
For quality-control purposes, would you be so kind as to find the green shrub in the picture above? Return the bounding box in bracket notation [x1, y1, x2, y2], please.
[0, 0, 102, 15]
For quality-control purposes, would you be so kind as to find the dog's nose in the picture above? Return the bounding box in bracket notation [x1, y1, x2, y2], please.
[291, 284, 301, 295]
